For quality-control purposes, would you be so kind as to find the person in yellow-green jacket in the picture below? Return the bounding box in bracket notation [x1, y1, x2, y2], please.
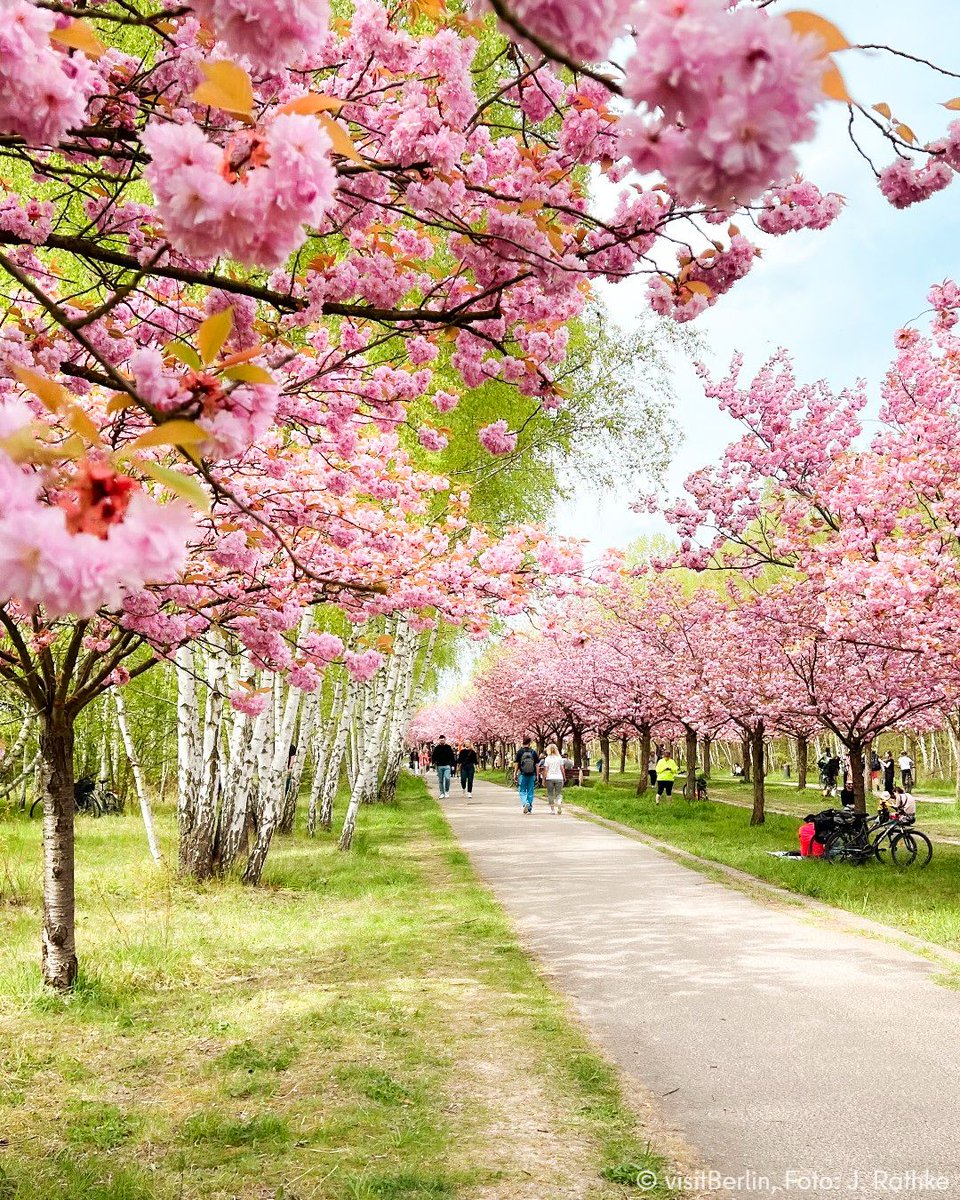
[655, 751, 679, 802]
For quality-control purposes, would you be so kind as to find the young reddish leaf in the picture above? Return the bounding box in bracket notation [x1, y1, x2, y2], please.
[785, 11, 850, 56]
[821, 60, 851, 104]
[50, 18, 107, 59]
[219, 346, 266, 368]
[131, 420, 209, 450]
[197, 307, 234, 365]
[278, 93, 343, 116]
[141, 461, 211, 512]
[192, 61, 254, 119]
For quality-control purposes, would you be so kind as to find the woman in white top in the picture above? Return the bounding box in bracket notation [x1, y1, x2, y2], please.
[540, 743, 568, 814]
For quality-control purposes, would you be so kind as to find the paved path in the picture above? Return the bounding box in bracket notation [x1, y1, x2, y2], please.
[432, 773, 960, 1198]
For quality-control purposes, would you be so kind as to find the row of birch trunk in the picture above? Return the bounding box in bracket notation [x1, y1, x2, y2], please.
[172, 614, 438, 881]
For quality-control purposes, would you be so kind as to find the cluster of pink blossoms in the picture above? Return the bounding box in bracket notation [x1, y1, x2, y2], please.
[0, 0, 97, 145]
[480, 0, 631, 62]
[756, 179, 843, 235]
[142, 114, 337, 269]
[621, 0, 823, 207]
[878, 156, 954, 210]
[478, 420, 518, 456]
[0, 408, 193, 618]
[190, 0, 330, 70]
[130, 348, 279, 460]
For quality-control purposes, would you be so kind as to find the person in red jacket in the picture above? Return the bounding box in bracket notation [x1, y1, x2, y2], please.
[798, 819, 825, 857]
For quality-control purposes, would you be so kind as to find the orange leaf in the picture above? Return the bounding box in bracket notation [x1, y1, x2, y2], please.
[13, 367, 69, 414]
[785, 11, 850, 57]
[317, 113, 366, 164]
[873, 102, 892, 120]
[821, 60, 851, 104]
[684, 281, 714, 299]
[192, 60, 254, 119]
[944, 98, 960, 111]
[50, 18, 107, 59]
[896, 122, 917, 144]
[278, 93, 343, 116]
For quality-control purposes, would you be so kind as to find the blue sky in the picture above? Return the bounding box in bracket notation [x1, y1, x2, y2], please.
[560, 1, 960, 549]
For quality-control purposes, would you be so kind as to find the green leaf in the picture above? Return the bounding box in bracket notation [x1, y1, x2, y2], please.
[141, 461, 211, 512]
[165, 341, 203, 371]
[222, 364, 275, 385]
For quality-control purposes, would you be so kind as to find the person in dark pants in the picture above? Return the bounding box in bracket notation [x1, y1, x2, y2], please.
[882, 751, 895, 796]
[431, 736, 456, 797]
[457, 741, 479, 795]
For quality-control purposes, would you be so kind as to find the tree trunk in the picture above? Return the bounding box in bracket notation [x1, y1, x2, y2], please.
[796, 733, 808, 791]
[40, 709, 77, 991]
[684, 725, 697, 794]
[750, 722, 765, 826]
[701, 735, 712, 779]
[619, 735, 627, 774]
[636, 724, 651, 796]
[113, 692, 163, 865]
[600, 734, 610, 783]
[572, 727, 583, 770]
[741, 732, 751, 783]
[848, 738, 867, 815]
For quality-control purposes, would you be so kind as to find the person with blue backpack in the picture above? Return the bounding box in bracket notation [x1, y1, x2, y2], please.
[514, 736, 540, 814]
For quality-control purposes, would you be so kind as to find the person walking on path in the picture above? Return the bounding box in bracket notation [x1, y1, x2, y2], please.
[899, 750, 915, 792]
[419, 745, 431, 774]
[457, 741, 479, 796]
[870, 749, 882, 792]
[882, 751, 895, 796]
[514, 736, 540, 814]
[432, 735, 456, 797]
[539, 743, 570, 815]
[655, 750, 679, 803]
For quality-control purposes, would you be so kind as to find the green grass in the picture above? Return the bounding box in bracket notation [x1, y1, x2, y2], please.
[552, 772, 960, 953]
[0, 777, 682, 1199]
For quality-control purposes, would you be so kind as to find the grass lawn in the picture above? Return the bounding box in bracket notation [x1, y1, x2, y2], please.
[0, 776, 681, 1200]
[509, 769, 960, 956]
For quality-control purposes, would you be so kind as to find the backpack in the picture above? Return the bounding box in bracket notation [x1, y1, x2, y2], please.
[519, 749, 537, 776]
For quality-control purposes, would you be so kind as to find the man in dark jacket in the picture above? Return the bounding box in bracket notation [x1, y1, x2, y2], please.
[431, 736, 456, 797]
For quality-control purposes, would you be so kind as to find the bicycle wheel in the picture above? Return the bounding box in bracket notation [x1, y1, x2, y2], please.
[100, 790, 122, 815]
[79, 793, 104, 818]
[892, 830, 933, 869]
[29, 795, 43, 818]
[824, 829, 864, 865]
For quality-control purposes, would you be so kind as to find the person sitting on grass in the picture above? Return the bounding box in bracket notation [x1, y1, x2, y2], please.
[892, 785, 917, 821]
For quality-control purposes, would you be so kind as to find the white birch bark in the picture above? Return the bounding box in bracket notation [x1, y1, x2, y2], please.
[319, 680, 355, 832]
[175, 644, 204, 876]
[339, 648, 404, 850]
[113, 691, 163, 866]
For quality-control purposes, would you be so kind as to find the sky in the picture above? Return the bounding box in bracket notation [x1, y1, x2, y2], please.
[437, 3, 960, 698]
[558, 0, 960, 551]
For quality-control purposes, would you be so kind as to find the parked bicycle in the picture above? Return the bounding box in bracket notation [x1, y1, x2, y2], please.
[30, 777, 123, 819]
[682, 774, 709, 801]
[823, 807, 932, 869]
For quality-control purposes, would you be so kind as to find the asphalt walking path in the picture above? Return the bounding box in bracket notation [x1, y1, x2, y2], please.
[430, 771, 960, 1198]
